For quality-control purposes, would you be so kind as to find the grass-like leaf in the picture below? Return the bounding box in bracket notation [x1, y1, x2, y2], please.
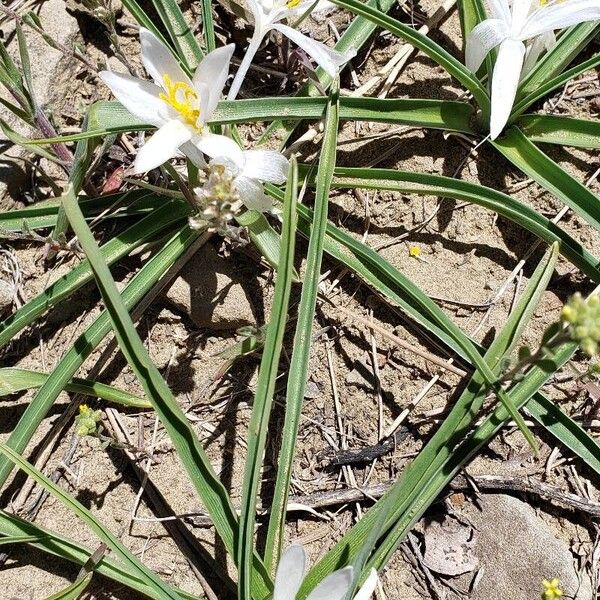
[46, 573, 93, 600]
[0, 367, 150, 409]
[518, 114, 600, 149]
[238, 159, 299, 599]
[263, 88, 340, 574]
[0, 444, 184, 600]
[0, 226, 198, 487]
[60, 186, 272, 599]
[0, 511, 197, 600]
[494, 127, 600, 232]
[319, 166, 600, 281]
[300, 244, 558, 594]
[0, 200, 188, 350]
[330, 0, 490, 114]
[29, 97, 475, 144]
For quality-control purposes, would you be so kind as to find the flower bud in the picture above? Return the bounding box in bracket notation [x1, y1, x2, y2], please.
[560, 293, 600, 356]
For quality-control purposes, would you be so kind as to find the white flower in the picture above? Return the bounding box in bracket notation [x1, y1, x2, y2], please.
[465, 0, 600, 139]
[272, 544, 378, 600]
[199, 148, 290, 212]
[100, 29, 241, 173]
[228, 0, 356, 99]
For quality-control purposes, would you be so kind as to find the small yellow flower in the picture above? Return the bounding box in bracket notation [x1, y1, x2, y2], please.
[75, 404, 103, 437]
[542, 578, 563, 600]
[409, 245, 422, 258]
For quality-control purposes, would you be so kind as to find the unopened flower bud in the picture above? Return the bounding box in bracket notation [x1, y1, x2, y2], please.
[74, 404, 103, 437]
[560, 293, 600, 356]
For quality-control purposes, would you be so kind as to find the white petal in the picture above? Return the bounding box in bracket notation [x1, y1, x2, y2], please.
[490, 39, 526, 140]
[273, 545, 307, 600]
[483, 0, 511, 22]
[465, 19, 510, 72]
[520, 0, 600, 39]
[133, 120, 192, 173]
[305, 567, 354, 600]
[521, 30, 555, 75]
[242, 150, 289, 183]
[195, 132, 245, 165]
[246, 0, 265, 28]
[235, 176, 274, 212]
[99, 71, 170, 126]
[353, 569, 378, 600]
[139, 27, 191, 88]
[192, 44, 235, 119]
[180, 141, 207, 168]
[272, 23, 356, 76]
[511, 0, 535, 33]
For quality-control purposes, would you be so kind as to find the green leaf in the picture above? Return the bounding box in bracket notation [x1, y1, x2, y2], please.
[0, 511, 197, 600]
[518, 23, 600, 99]
[0, 367, 151, 409]
[513, 52, 600, 118]
[330, 0, 490, 114]
[0, 190, 164, 233]
[0, 227, 199, 488]
[317, 165, 600, 282]
[518, 114, 600, 149]
[526, 393, 600, 474]
[149, 0, 204, 71]
[300, 245, 558, 593]
[60, 186, 272, 599]
[238, 159, 299, 599]
[29, 97, 475, 144]
[0, 200, 188, 349]
[493, 127, 600, 232]
[0, 444, 183, 600]
[0, 119, 60, 163]
[264, 88, 339, 574]
[45, 573, 93, 600]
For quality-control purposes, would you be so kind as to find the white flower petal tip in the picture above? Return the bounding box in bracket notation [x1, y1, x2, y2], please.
[306, 566, 354, 600]
[242, 150, 290, 184]
[98, 71, 168, 126]
[272, 23, 354, 76]
[466, 0, 600, 139]
[464, 18, 509, 72]
[139, 27, 190, 87]
[195, 132, 245, 165]
[235, 177, 274, 212]
[489, 38, 525, 140]
[133, 120, 192, 173]
[273, 544, 307, 600]
[353, 569, 379, 600]
[193, 43, 236, 117]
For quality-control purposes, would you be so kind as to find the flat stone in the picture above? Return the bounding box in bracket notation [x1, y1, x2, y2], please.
[164, 244, 255, 330]
[463, 494, 592, 600]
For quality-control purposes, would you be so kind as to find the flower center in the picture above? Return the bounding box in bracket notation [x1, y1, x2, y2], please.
[286, 0, 301, 7]
[159, 74, 202, 130]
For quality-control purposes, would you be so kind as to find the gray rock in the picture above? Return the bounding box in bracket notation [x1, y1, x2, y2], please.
[464, 494, 592, 600]
[165, 244, 255, 330]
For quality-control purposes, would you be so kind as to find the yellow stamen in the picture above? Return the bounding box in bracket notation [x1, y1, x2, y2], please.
[287, 0, 301, 8]
[159, 74, 202, 130]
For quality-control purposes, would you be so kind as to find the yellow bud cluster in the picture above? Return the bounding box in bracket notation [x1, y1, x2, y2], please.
[74, 404, 103, 437]
[560, 293, 600, 356]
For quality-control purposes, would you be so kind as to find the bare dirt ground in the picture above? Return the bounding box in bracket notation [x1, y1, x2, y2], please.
[0, 0, 599, 598]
